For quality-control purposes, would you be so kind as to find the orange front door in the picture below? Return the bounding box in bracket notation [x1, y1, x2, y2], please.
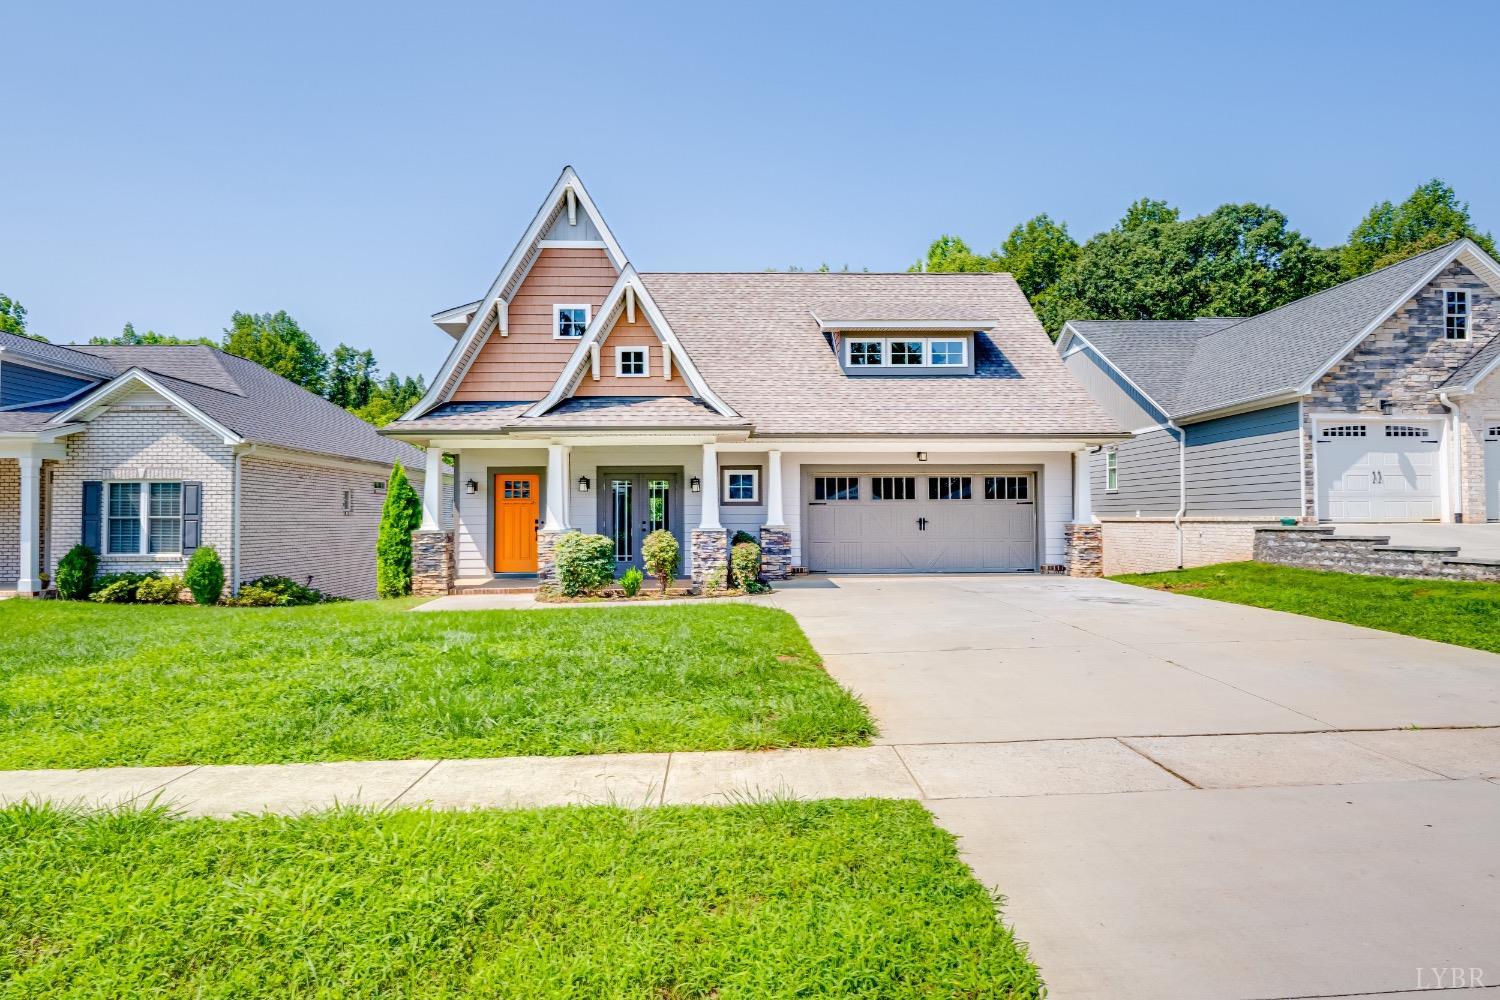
[494, 474, 540, 573]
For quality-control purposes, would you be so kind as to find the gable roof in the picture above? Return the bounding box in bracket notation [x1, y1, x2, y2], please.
[1063, 239, 1500, 421]
[0, 330, 117, 379]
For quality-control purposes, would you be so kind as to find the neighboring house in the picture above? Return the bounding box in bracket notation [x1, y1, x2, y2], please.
[1057, 238, 1500, 574]
[381, 167, 1126, 590]
[0, 335, 437, 599]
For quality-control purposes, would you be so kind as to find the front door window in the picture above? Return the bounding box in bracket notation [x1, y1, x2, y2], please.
[600, 472, 679, 574]
[610, 479, 634, 564]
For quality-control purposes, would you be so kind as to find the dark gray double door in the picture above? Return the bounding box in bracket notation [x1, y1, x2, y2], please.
[597, 469, 684, 574]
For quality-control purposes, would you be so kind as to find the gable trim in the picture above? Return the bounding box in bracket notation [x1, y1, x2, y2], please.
[50, 368, 245, 445]
[406, 167, 628, 420]
[526, 266, 739, 418]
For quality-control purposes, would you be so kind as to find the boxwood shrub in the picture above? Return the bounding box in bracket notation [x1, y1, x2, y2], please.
[553, 532, 615, 597]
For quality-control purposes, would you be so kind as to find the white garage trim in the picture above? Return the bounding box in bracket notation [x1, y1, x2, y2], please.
[1311, 414, 1447, 522]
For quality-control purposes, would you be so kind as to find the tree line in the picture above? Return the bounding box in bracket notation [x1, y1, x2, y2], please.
[912, 179, 1496, 335]
[0, 304, 424, 427]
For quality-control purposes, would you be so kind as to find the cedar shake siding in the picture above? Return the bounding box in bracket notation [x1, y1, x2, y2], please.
[573, 311, 690, 396]
[452, 247, 618, 401]
[238, 456, 388, 600]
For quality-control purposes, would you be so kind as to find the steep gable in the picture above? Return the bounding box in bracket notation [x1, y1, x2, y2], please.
[572, 299, 691, 398]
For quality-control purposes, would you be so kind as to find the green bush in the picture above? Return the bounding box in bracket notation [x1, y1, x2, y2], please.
[376, 461, 423, 599]
[240, 575, 329, 606]
[620, 567, 644, 597]
[89, 572, 158, 604]
[731, 530, 757, 547]
[55, 545, 98, 600]
[641, 529, 680, 594]
[226, 584, 288, 607]
[553, 532, 615, 597]
[184, 547, 225, 606]
[731, 541, 762, 591]
[135, 575, 183, 604]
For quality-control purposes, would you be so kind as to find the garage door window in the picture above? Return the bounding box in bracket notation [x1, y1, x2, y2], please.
[1487, 426, 1500, 441]
[928, 476, 972, 500]
[872, 476, 916, 500]
[1384, 425, 1431, 438]
[985, 475, 1029, 500]
[1320, 425, 1367, 439]
[814, 476, 859, 501]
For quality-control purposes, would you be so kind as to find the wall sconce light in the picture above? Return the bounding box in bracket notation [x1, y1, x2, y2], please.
[464, 479, 478, 495]
[577, 475, 591, 493]
[916, 452, 928, 462]
[689, 476, 702, 493]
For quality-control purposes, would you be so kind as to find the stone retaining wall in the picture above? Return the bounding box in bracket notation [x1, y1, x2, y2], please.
[1253, 526, 1500, 582]
[411, 529, 454, 596]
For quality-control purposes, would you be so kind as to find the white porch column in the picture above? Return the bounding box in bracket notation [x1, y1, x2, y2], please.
[543, 443, 570, 531]
[16, 450, 42, 595]
[420, 446, 445, 530]
[1072, 448, 1093, 523]
[765, 449, 785, 527]
[698, 443, 722, 530]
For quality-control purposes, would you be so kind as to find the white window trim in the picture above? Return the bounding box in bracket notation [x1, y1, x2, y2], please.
[105, 479, 183, 556]
[552, 303, 591, 339]
[614, 346, 649, 378]
[1105, 449, 1118, 492]
[843, 335, 968, 368]
[722, 467, 760, 504]
[1441, 287, 1469, 341]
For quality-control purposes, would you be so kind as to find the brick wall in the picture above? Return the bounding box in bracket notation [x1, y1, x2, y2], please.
[48, 388, 236, 577]
[239, 456, 389, 600]
[1457, 380, 1500, 521]
[0, 459, 17, 582]
[1101, 517, 1282, 575]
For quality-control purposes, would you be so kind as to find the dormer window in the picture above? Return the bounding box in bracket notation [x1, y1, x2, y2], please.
[616, 346, 648, 377]
[890, 340, 924, 366]
[840, 334, 974, 375]
[1444, 290, 1468, 340]
[929, 339, 966, 366]
[848, 340, 883, 366]
[554, 304, 590, 338]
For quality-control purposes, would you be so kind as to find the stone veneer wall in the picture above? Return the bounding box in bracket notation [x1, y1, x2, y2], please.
[536, 528, 569, 583]
[758, 526, 791, 580]
[1301, 259, 1499, 518]
[690, 528, 728, 589]
[411, 529, 454, 596]
[1254, 526, 1500, 582]
[1064, 523, 1102, 578]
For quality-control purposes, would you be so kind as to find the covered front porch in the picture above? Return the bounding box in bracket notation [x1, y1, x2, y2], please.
[0, 441, 66, 596]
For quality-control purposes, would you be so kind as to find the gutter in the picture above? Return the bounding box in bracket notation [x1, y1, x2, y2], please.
[1437, 391, 1463, 522]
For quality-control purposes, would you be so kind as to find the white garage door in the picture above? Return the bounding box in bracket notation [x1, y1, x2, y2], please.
[805, 471, 1037, 572]
[1317, 422, 1442, 521]
[1486, 423, 1500, 522]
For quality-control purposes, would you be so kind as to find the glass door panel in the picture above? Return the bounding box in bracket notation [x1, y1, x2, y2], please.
[648, 479, 670, 534]
[610, 479, 634, 565]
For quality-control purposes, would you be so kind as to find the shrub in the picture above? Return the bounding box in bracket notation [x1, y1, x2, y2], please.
[89, 572, 158, 604]
[731, 530, 757, 548]
[226, 584, 288, 607]
[620, 567, 644, 597]
[641, 529, 680, 594]
[135, 575, 183, 604]
[553, 532, 615, 597]
[240, 575, 329, 606]
[731, 541, 762, 591]
[703, 565, 726, 592]
[55, 545, 98, 600]
[184, 546, 226, 606]
[376, 461, 423, 599]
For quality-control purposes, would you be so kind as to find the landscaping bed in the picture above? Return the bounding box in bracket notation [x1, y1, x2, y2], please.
[0, 799, 1042, 998]
[0, 600, 874, 769]
[1115, 560, 1500, 654]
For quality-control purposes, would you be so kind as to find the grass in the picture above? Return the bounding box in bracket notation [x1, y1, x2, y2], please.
[1115, 560, 1500, 653]
[0, 600, 874, 769]
[0, 799, 1042, 998]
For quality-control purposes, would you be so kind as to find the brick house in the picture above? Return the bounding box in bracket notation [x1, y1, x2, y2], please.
[1057, 239, 1500, 574]
[0, 338, 437, 599]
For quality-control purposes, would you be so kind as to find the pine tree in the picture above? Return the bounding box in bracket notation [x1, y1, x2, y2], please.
[376, 462, 423, 598]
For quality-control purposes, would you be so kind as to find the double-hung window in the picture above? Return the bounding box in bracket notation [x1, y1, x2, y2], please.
[1105, 450, 1119, 492]
[107, 481, 182, 555]
[554, 304, 590, 338]
[1444, 290, 1468, 340]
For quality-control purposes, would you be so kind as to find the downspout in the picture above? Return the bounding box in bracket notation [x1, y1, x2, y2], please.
[1438, 392, 1462, 523]
[1171, 420, 1186, 568]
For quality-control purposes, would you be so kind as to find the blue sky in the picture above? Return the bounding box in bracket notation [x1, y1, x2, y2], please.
[5, 0, 1497, 381]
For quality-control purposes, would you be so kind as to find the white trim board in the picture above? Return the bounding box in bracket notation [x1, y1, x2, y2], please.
[50, 368, 244, 446]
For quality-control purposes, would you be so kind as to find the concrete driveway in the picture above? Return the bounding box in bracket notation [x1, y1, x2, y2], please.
[765, 575, 1500, 1000]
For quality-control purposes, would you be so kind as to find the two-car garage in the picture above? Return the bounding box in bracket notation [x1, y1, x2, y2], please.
[802, 467, 1039, 572]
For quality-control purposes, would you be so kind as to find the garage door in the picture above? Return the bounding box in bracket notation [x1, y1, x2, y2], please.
[1487, 423, 1500, 522]
[805, 471, 1037, 572]
[1316, 422, 1441, 521]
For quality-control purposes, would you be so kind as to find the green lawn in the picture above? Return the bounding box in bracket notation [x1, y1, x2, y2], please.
[1115, 561, 1500, 653]
[0, 799, 1041, 998]
[0, 600, 874, 769]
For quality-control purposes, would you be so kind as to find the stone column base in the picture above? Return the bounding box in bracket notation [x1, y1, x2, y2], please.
[1065, 522, 1103, 578]
[411, 529, 454, 596]
[690, 528, 729, 590]
[537, 529, 572, 584]
[759, 526, 792, 580]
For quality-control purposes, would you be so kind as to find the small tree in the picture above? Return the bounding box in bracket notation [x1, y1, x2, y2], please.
[377, 461, 423, 598]
[184, 546, 226, 606]
[55, 544, 98, 600]
[553, 532, 614, 597]
[641, 529, 680, 595]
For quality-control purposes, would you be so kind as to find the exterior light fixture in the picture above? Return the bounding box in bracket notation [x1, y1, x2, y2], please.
[689, 477, 702, 493]
[917, 452, 928, 462]
[464, 479, 478, 495]
[577, 475, 591, 493]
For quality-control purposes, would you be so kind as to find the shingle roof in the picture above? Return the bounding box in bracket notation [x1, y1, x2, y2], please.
[1443, 334, 1500, 389]
[525, 396, 750, 429]
[1068, 241, 1469, 419]
[0, 331, 116, 378]
[639, 272, 1121, 436]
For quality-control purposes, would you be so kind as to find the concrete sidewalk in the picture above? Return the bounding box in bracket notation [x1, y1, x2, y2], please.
[4, 727, 1497, 818]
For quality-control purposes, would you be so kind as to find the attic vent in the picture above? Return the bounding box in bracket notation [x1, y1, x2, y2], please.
[1320, 425, 1367, 438]
[1384, 425, 1431, 438]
